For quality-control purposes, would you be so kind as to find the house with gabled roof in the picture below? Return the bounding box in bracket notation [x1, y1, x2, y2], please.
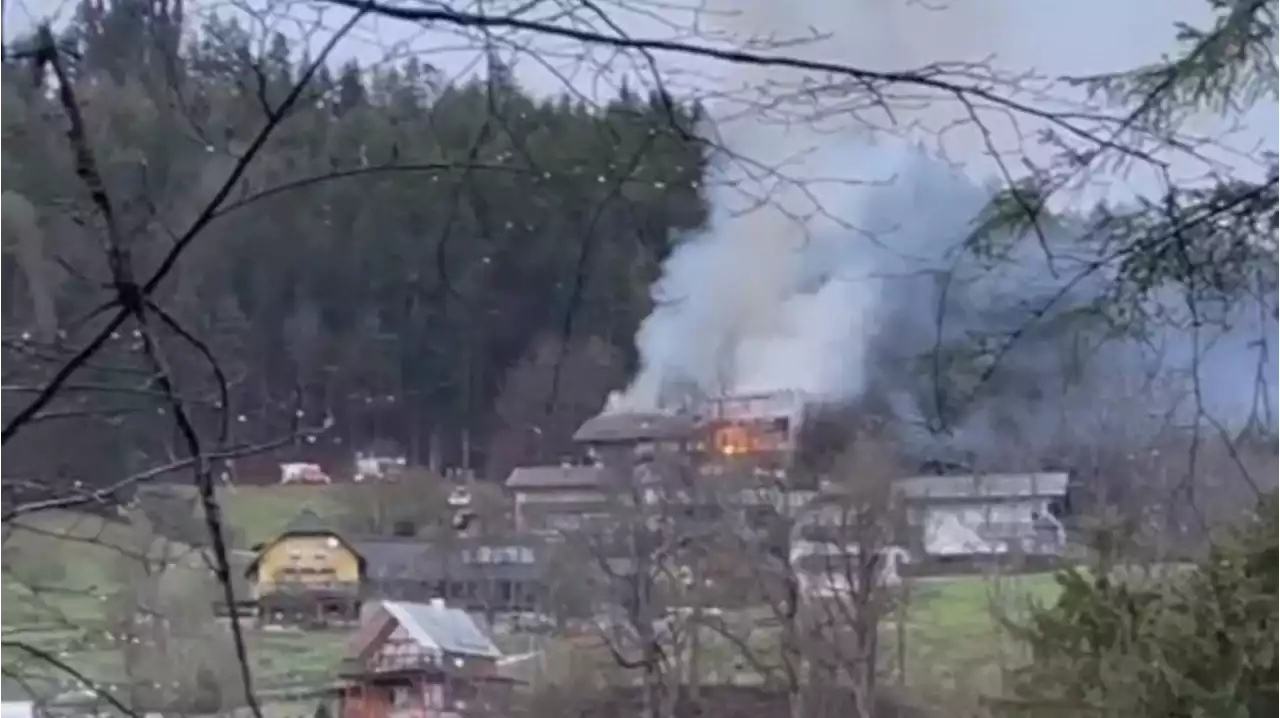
[340, 599, 516, 718]
[504, 465, 611, 532]
[894, 472, 1069, 558]
[245, 509, 556, 625]
[246, 507, 366, 623]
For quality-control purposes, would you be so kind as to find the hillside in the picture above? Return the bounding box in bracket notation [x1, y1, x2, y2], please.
[2, 486, 1065, 708]
[1, 495, 350, 701]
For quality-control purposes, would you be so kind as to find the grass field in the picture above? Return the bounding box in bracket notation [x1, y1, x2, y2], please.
[129, 483, 351, 547]
[2, 500, 350, 701]
[2, 486, 1066, 707]
[491, 570, 1062, 700]
[216, 484, 350, 546]
[893, 572, 1060, 697]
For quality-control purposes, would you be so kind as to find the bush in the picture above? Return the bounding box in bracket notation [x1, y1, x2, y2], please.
[996, 494, 1277, 718]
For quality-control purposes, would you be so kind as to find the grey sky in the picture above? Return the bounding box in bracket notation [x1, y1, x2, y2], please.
[7, 0, 1274, 200]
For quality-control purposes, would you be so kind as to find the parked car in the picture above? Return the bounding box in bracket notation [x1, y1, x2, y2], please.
[279, 462, 331, 484]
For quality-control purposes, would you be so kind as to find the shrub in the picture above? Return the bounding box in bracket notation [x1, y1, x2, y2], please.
[996, 494, 1277, 718]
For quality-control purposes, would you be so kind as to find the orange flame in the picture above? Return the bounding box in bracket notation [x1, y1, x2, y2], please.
[713, 426, 752, 456]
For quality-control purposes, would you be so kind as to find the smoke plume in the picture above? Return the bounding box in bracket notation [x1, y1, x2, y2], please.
[608, 0, 1277, 457]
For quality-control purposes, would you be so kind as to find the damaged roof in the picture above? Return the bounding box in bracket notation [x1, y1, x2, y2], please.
[573, 412, 697, 443]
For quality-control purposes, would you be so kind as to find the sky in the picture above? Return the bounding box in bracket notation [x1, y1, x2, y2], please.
[6, 0, 1274, 198]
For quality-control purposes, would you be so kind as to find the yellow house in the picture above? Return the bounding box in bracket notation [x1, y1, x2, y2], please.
[246, 508, 366, 623]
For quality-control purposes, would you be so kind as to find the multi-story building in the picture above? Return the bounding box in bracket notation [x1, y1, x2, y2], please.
[504, 392, 818, 538]
[505, 465, 610, 533]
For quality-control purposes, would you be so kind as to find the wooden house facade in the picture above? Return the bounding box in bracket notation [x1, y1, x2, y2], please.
[340, 600, 516, 718]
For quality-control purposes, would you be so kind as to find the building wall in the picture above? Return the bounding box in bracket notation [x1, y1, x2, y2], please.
[343, 679, 470, 718]
[255, 535, 361, 596]
[342, 683, 392, 718]
[918, 498, 1060, 556]
[514, 490, 610, 532]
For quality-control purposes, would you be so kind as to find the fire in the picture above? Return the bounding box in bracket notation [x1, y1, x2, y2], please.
[713, 425, 753, 456]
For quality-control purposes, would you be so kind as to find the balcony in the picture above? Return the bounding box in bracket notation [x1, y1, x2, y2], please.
[340, 652, 447, 678]
[262, 579, 361, 596]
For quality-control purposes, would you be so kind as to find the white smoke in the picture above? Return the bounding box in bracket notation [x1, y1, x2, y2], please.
[608, 0, 1015, 412]
[607, 0, 1277, 440]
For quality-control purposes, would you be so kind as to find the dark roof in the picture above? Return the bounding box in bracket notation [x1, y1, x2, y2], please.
[573, 412, 696, 443]
[281, 507, 334, 535]
[895, 473, 1069, 500]
[505, 465, 605, 490]
[246, 508, 362, 578]
[354, 538, 433, 580]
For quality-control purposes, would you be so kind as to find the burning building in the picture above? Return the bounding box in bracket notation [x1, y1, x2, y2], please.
[576, 390, 814, 487]
[582, 390, 818, 500]
[503, 391, 817, 533]
[573, 410, 700, 480]
[693, 390, 810, 476]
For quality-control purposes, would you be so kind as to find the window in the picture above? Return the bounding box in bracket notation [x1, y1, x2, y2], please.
[447, 679, 478, 706]
[491, 546, 532, 564]
[548, 514, 581, 531]
[277, 567, 337, 581]
[391, 686, 416, 708]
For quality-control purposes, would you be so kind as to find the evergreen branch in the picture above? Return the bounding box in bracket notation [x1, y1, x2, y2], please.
[962, 0, 1276, 290]
[1066, 0, 1278, 129]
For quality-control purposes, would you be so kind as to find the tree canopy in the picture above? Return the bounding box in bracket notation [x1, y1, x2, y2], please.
[2, 0, 707, 483]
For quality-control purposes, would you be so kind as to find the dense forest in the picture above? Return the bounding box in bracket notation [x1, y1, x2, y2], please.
[2, 0, 708, 484]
